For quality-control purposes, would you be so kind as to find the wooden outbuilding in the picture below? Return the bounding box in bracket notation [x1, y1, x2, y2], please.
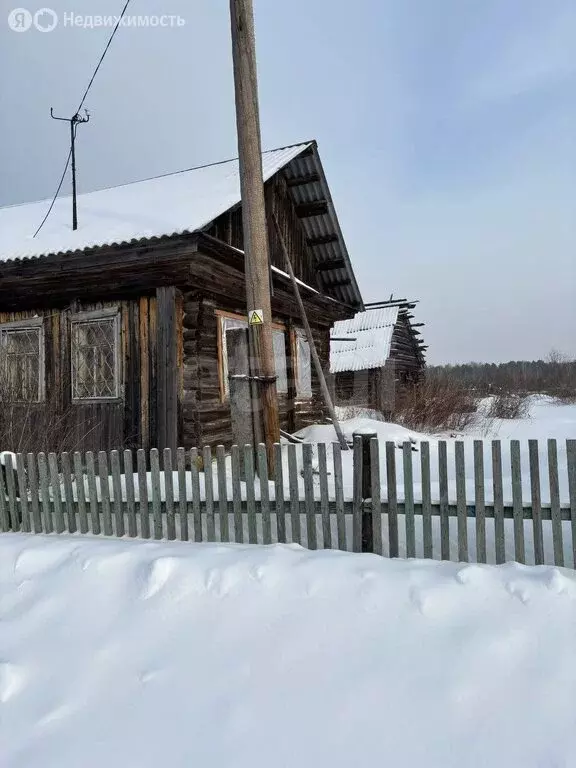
[0, 141, 363, 453]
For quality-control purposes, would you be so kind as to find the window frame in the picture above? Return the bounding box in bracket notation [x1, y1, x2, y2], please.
[70, 308, 122, 403]
[216, 310, 288, 402]
[0, 317, 45, 403]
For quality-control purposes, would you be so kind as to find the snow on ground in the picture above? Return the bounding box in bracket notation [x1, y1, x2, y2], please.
[2, 534, 576, 768]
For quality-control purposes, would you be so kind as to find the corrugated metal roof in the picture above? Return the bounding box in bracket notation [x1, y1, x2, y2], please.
[0, 144, 311, 262]
[330, 307, 399, 373]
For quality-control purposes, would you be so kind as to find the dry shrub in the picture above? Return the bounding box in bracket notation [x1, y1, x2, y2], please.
[487, 393, 529, 420]
[395, 379, 477, 433]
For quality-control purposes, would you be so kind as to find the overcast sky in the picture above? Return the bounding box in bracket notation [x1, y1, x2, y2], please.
[1, 0, 575, 363]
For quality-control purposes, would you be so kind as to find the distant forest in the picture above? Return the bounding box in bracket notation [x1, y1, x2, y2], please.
[428, 354, 576, 398]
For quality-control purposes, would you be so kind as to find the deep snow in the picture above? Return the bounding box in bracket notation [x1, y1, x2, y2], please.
[2, 534, 576, 768]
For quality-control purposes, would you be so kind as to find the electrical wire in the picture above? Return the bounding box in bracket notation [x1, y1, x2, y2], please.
[33, 0, 134, 238]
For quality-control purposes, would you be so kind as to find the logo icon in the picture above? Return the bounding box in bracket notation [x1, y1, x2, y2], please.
[34, 7, 58, 31]
[8, 8, 32, 31]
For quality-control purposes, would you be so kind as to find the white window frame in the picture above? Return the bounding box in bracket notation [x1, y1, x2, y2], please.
[0, 317, 45, 403]
[70, 308, 121, 402]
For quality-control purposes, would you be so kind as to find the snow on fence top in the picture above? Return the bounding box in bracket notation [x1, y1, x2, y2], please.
[0, 143, 311, 262]
[330, 306, 399, 373]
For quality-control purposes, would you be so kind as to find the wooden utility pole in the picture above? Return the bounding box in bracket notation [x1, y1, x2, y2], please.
[229, 0, 280, 455]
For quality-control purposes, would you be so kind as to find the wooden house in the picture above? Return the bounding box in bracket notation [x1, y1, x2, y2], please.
[0, 142, 363, 453]
[330, 300, 426, 416]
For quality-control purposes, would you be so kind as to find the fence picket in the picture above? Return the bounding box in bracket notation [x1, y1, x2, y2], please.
[302, 443, 317, 550]
[0, 457, 11, 532]
[37, 453, 53, 534]
[16, 453, 31, 533]
[529, 440, 544, 565]
[421, 442, 432, 559]
[163, 449, 176, 541]
[217, 445, 230, 542]
[60, 453, 76, 534]
[403, 442, 415, 558]
[352, 437, 362, 553]
[455, 442, 467, 562]
[492, 441, 505, 565]
[137, 449, 150, 539]
[318, 443, 331, 549]
[474, 441, 486, 564]
[386, 441, 399, 558]
[257, 445, 271, 545]
[124, 450, 137, 538]
[548, 439, 563, 567]
[203, 447, 215, 542]
[274, 443, 286, 544]
[49, 453, 65, 534]
[97, 451, 113, 537]
[231, 446, 243, 544]
[86, 452, 100, 535]
[150, 449, 163, 540]
[110, 450, 125, 538]
[371, 438, 383, 555]
[5, 454, 20, 532]
[73, 452, 88, 534]
[177, 448, 188, 542]
[27, 452, 42, 533]
[510, 441, 525, 563]
[190, 448, 202, 542]
[438, 441, 449, 561]
[568, 440, 576, 569]
[244, 446, 257, 544]
[333, 443, 346, 551]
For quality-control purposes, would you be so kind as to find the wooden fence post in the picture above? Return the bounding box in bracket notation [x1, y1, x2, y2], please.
[228, 327, 255, 478]
[354, 429, 377, 553]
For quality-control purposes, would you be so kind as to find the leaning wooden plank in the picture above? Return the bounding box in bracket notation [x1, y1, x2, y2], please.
[217, 445, 230, 542]
[244, 445, 257, 544]
[529, 440, 544, 565]
[287, 444, 301, 545]
[27, 452, 43, 533]
[548, 439, 563, 567]
[16, 453, 31, 533]
[190, 448, 202, 542]
[150, 449, 163, 540]
[352, 436, 363, 553]
[274, 443, 286, 544]
[97, 451, 113, 537]
[474, 441, 486, 564]
[438, 441, 449, 561]
[318, 443, 332, 549]
[137, 449, 150, 539]
[420, 442, 432, 559]
[176, 448, 188, 542]
[38, 453, 53, 534]
[110, 450, 125, 538]
[510, 441, 525, 564]
[403, 442, 415, 558]
[4, 454, 20, 532]
[370, 438, 383, 556]
[386, 442, 399, 558]
[124, 450, 137, 538]
[492, 441, 505, 565]
[86, 452, 100, 535]
[333, 443, 346, 551]
[61, 452, 77, 534]
[302, 443, 317, 550]
[231, 445, 244, 544]
[203, 446, 216, 542]
[73, 452, 88, 534]
[0, 457, 9, 532]
[49, 453, 65, 534]
[455, 441, 468, 562]
[163, 448, 176, 541]
[567, 440, 576, 569]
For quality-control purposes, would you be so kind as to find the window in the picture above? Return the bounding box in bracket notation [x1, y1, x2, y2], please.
[71, 310, 120, 400]
[218, 312, 288, 399]
[0, 319, 44, 402]
[295, 330, 312, 397]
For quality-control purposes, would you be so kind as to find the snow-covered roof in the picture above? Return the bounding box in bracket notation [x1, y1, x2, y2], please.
[0, 143, 310, 263]
[330, 307, 399, 373]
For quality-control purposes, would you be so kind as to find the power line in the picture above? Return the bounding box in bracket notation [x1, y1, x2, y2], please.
[34, 0, 133, 238]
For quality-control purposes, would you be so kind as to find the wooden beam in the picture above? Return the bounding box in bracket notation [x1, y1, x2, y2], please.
[315, 258, 346, 272]
[295, 200, 328, 218]
[307, 234, 338, 247]
[327, 278, 351, 288]
[286, 172, 320, 187]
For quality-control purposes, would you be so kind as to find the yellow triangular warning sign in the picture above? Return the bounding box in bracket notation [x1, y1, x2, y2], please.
[248, 309, 264, 326]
